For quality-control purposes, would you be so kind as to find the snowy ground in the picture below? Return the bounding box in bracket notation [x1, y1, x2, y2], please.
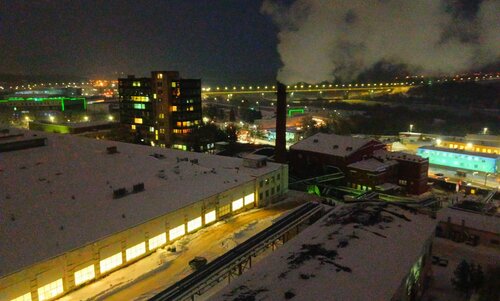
[422, 237, 500, 301]
[58, 197, 307, 301]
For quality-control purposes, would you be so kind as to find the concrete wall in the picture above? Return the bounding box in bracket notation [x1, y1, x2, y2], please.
[0, 168, 286, 301]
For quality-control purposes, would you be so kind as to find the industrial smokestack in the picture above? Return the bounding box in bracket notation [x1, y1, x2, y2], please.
[275, 82, 287, 163]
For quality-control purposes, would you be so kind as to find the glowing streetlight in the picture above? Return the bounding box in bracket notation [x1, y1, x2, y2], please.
[409, 124, 414, 132]
[108, 115, 114, 121]
[483, 127, 488, 135]
[83, 116, 89, 122]
[49, 116, 55, 123]
[436, 138, 442, 146]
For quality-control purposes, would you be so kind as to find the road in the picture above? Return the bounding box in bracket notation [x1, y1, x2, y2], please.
[88, 199, 305, 301]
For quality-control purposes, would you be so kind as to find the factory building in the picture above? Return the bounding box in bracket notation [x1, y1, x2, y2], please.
[0, 88, 86, 113]
[0, 129, 288, 301]
[118, 71, 202, 150]
[417, 146, 499, 174]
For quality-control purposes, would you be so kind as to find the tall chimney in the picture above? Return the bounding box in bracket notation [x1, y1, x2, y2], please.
[275, 82, 287, 163]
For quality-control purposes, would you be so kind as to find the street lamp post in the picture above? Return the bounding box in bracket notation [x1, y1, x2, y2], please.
[409, 124, 414, 132]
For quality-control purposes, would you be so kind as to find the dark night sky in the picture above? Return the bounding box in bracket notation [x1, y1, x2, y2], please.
[0, 1, 281, 84]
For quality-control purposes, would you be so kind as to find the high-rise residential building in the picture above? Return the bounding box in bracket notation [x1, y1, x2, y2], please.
[118, 71, 202, 149]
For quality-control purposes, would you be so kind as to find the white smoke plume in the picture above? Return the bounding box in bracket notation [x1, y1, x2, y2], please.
[261, 0, 500, 84]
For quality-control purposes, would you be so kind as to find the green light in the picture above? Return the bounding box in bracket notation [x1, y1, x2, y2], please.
[288, 108, 305, 117]
[0, 96, 86, 111]
[134, 103, 146, 110]
[61, 99, 65, 111]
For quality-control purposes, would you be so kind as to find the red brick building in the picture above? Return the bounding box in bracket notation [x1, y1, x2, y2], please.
[289, 133, 429, 195]
[289, 133, 386, 178]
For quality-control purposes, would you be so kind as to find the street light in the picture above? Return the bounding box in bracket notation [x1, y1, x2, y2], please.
[409, 124, 414, 132]
[483, 127, 488, 135]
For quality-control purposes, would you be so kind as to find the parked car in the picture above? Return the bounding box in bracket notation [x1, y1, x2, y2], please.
[189, 256, 208, 270]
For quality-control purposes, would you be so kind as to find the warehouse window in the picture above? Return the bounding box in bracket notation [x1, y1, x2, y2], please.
[126, 242, 146, 261]
[219, 204, 231, 217]
[100, 252, 123, 273]
[74, 264, 95, 286]
[37, 279, 63, 301]
[10, 293, 31, 301]
[149, 233, 167, 250]
[205, 210, 216, 224]
[232, 198, 244, 211]
[187, 216, 202, 232]
[134, 118, 143, 124]
[244, 193, 255, 206]
[169, 224, 185, 240]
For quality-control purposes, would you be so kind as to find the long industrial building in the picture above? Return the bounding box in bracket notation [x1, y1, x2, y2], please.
[417, 145, 499, 173]
[0, 129, 288, 301]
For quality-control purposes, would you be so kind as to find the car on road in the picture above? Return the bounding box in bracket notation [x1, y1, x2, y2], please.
[434, 173, 449, 181]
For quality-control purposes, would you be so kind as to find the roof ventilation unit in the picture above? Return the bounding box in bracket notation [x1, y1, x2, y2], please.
[107, 146, 118, 154]
[133, 183, 145, 193]
[113, 188, 127, 199]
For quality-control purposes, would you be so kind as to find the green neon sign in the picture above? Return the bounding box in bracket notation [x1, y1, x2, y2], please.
[288, 108, 305, 117]
[0, 97, 86, 112]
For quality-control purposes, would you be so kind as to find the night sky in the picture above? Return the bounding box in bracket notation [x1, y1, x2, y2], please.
[1, 0, 497, 85]
[0, 1, 281, 84]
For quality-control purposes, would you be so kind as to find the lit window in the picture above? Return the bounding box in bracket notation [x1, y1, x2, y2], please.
[157, 73, 163, 79]
[126, 242, 146, 261]
[159, 113, 165, 119]
[187, 216, 202, 232]
[134, 103, 145, 109]
[37, 279, 63, 301]
[244, 193, 255, 206]
[172, 106, 177, 112]
[100, 252, 122, 273]
[132, 81, 141, 87]
[131, 124, 136, 130]
[232, 198, 243, 211]
[205, 210, 216, 224]
[74, 265, 95, 286]
[172, 82, 177, 88]
[219, 204, 231, 217]
[148, 233, 167, 250]
[169, 224, 185, 240]
[150, 127, 155, 132]
[134, 118, 143, 124]
[10, 293, 32, 301]
[159, 128, 165, 134]
[176, 121, 182, 127]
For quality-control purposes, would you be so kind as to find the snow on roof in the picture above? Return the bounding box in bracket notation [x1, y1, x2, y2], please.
[374, 149, 427, 163]
[0, 130, 284, 278]
[290, 133, 378, 157]
[212, 203, 437, 301]
[347, 158, 398, 172]
[418, 145, 500, 159]
[437, 207, 500, 234]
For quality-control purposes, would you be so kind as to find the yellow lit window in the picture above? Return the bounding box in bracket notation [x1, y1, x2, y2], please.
[126, 242, 146, 261]
[132, 81, 141, 87]
[171, 82, 177, 88]
[159, 128, 165, 134]
[134, 118, 143, 124]
[10, 293, 32, 301]
[159, 113, 165, 119]
[187, 217, 202, 232]
[218, 204, 230, 217]
[205, 210, 216, 224]
[232, 198, 243, 211]
[173, 129, 181, 133]
[169, 224, 185, 240]
[176, 122, 182, 127]
[150, 127, 155, 132]
[74, 265, 95, 286]
[100, 253, 122, 273]
[148, 233, 167, 250]
[37, 279, 63, 301]
[153, 93, 157, 99]
[182, 121, 187, 127]
[244, 193, 255, 206]
[157, 73, 163, 79]
[172, 106, 177, 112]
[131, 124, 136, 130]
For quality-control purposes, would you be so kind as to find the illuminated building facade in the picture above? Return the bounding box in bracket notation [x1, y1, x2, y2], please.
[0, 88, 86, 113]
[118, 71, 202, 149]
[417, 146, 499, 173]
[0, 130, 288, 301]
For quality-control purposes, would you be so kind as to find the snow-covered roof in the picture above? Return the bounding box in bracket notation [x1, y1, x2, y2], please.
[347, 158, 398, 172]
[0, 130, 284, 278]
[212, 203, 437, 301]
[374, 149, 427, 163]
[290, 133, 379, 157]
[437, 207, 500, 234]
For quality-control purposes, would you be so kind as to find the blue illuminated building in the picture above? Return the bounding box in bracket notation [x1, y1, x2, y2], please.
[417, 146, 499, 174]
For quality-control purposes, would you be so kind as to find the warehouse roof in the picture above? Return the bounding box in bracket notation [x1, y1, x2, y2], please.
[0, 129, 284, 278]
[437, 207, 500, 234]
[290, 133, 380, 157]
[374, 149, 428, 163]
[212, 203, 437, 301]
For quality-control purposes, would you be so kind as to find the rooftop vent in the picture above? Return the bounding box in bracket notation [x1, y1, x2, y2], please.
[333, 145, 339, 149]
[113, 188, 127, 199]
[190, 159, 199, 164]
[133, 183, 145, 193]
[151, 153, 165, 159]
[243, 155, 267, 168]
[107, 146, 118, 154]
[346, 146, 353, 151]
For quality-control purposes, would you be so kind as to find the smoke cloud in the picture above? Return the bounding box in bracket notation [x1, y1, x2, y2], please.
[261, 0, 500, 84]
